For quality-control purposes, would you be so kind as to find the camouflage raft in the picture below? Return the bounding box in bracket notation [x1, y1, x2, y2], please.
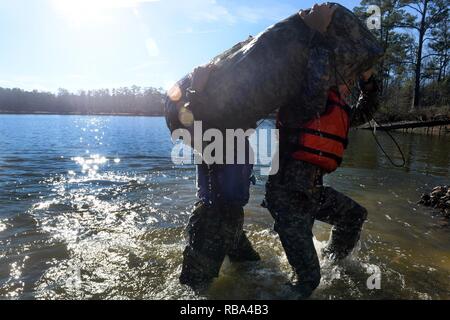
[165, 4, 384, 133]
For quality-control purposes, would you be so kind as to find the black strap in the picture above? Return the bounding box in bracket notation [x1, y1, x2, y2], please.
[280, 127, 348, 148]
[326, 98, 352, 116]
[295, 145, 343, 166]
[297, 128, 348, 147]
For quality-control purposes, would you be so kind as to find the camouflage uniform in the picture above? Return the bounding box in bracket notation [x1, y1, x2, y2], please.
[180, 147, 260, 290]
[265, 160, 367, 296]
[165, 70, 260, 291]
[264, 77, 379, 298]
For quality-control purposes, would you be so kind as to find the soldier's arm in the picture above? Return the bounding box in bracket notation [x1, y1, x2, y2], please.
[290, 45, 331, 125]
[350, 75, 380, 127]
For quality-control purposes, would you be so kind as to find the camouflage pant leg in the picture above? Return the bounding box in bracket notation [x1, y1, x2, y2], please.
[315, 186, 368, 260]
[180, 202, 244, 288]
[228, 230, 261, 263]
[265, 160, 323, 289]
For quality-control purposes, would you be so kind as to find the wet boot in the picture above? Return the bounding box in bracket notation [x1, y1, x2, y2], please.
[322, 226, 362, 261]
[288, 280, 319, 300]
[322, 204, 367, 261]
[179, 203, 224, 290]
[179, 246, 218, 292]
[228, 231, 260, 263]
[179, 202, 244, 291]
[268, 205, 321, 300]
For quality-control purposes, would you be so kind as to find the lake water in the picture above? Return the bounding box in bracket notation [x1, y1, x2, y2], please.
[0, 115, 449, 300]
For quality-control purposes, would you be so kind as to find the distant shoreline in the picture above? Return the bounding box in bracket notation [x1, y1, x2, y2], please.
[0, 111, 164, 117]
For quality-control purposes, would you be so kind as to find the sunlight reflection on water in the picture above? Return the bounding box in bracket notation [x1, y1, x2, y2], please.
[0, 116, 449, 300]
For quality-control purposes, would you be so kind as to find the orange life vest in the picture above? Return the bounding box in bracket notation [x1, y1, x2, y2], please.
[290, 89, 351, 173]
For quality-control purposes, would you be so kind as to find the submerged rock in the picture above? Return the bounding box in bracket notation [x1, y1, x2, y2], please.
[419, 185, 450, 218]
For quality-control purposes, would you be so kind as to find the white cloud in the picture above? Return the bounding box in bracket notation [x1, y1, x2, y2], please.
[172, 27, 222, 35]
[164, 0, 296, 26]
[127, 60, 168, 72]
[235, 4, 297, 24]
[168, 0, 236, 25]
[50, 0, 160, 27]
[52, 0, 159, 11]
[190, 0, 236, 24]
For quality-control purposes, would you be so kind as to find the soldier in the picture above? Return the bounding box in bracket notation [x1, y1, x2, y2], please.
[264, 3, 382, 299]
[167, 65, 260, 292]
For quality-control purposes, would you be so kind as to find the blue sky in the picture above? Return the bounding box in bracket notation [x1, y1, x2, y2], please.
[0, 0, 361, 92]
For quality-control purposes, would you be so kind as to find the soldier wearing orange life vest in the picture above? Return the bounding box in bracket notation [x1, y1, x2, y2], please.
[264, 3, 382, 299]
[265, 76, 379, 299]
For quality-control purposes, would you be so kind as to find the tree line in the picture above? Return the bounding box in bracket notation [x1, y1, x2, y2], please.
[0, 86, 166, 116]
[354, 0, 449, 121]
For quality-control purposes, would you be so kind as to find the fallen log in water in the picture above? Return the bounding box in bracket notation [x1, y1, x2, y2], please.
[357, 119, 450, 131]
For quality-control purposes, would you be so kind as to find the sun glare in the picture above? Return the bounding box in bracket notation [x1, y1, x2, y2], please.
[51, 0, 148, 25]
[52, 0, 108, 25]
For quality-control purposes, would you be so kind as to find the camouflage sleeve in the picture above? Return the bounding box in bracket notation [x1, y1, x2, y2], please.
[350, 75, 380, 127]
[297, 45, 331, 123]
[279, 42, 331, 128]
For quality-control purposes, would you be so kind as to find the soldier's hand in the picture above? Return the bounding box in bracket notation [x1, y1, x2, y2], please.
[362, 68, 374, 82]
[358, 68, 377, 93]
[299, 3, 337, 33]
